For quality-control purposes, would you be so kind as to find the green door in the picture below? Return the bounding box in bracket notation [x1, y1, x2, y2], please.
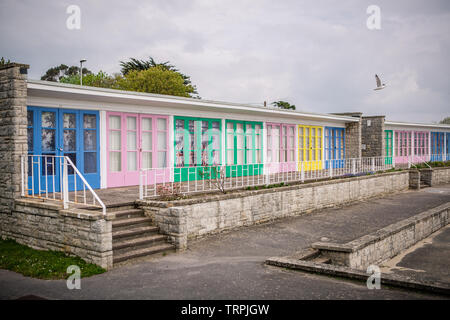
[174, 117, 222, 182]
[385, 130, 393, 164]
[225, 120, 263, 178]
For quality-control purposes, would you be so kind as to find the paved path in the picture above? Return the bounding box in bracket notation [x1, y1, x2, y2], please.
[1, 185, 449, 300]
[381, 224, 450, 285]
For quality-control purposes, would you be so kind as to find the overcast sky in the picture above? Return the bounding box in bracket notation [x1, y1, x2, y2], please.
[1, 0, 449, 123]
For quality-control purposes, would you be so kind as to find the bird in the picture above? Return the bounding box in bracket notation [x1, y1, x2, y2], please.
[374, 74, 386, 90]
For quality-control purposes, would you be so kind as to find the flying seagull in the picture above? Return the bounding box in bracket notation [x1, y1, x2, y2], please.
[374, 74, 386, 90]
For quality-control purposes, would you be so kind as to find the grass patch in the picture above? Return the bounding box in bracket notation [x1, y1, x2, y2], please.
[0, 239, 106, 279]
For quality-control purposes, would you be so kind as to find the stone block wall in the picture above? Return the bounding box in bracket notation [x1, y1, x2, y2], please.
[138, 171, 409, 249]
[0, 199, 113, 269]
[345, 120, 362, 159]
[409, 170, 420, 189]
[429, 167, 450, 185]
[0, 63, 29, 214]
[361, 116, 385, 157]
[313, 202, 450, 270]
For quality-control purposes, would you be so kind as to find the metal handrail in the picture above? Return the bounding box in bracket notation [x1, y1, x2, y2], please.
[138, 156, 393, 199]
[21, 155, 106, 215]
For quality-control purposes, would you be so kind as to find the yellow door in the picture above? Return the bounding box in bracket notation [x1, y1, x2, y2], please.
[298, 125, 323, 171]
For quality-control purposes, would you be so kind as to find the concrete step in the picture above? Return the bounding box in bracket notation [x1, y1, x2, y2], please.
[113, 243, 175, 264]
[311, 256, 331, 264]
[113, 234, 169, 253]
[112, 216, 153, 230]
[109, 209, 145, 220]
[112, 225, 160, 240]
[82, 202, 137, 213]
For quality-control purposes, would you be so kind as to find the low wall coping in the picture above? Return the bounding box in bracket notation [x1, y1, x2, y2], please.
[138, 170, 408, 208]
[312, 201, 450, 253]
[15, 198, 105, 221]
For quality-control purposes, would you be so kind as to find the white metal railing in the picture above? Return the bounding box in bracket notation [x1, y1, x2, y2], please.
[21, 155, 106, 215]
[139, 156, 393, 199]
[406, 153, 449, 168]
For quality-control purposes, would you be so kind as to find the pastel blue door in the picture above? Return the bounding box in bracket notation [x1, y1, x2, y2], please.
[431, 132, 444, 162]
[324, 127, 345, 169]
[27, 107, 100, 194]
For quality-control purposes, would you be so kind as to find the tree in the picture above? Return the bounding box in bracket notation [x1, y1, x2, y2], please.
[439, 117, 450, 124]
[116, 66, 195, 97]
[120, 56, 198, 97]
[0, 57, 11, 66]
[60, 71, 121, 88]
[41, 64, 92, 82]
[271, 100, 296, 110]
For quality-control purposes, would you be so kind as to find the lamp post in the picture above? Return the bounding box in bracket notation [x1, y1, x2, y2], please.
[80, 59, 86, 85]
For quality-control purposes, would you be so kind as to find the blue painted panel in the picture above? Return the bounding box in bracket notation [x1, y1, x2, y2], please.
[27, 106, 100, 195]
[431, 132, 445, 162]
[324, 127, 345, 169]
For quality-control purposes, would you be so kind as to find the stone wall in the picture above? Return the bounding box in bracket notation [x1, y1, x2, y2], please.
[361, 116, 385, 157]
[409, 170, 420, 189]
[0, 63, 29, 214]
[429, 167, 450, 185]
[0, 199, 113, 269]
[345, 120, 362, 159]
[313, 202, 450, 270]
[138, 171, 409, 249]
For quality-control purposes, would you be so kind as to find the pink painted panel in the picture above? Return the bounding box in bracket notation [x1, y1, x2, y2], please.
[106, 112, 169, 188]
[394, 130, 430, 164]
[266, 123, 296, 173]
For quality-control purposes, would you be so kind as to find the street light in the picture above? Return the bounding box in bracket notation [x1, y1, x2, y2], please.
[80, 59, 87, 85]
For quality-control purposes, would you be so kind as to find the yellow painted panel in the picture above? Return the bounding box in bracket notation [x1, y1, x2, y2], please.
[298, 125, 323, 171]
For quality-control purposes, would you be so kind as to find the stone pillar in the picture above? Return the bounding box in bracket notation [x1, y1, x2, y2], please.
[330, 112, 362, 159]
[361, 116, 385, 157]
[345, 118, 362, 159]
[409, 170, 420, 189]
[0, 63, 29, 214]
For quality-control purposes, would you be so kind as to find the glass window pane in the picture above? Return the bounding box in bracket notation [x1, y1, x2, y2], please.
[127, 131, 136, 150]
[237, 150, 244, 165]
[227, 122, 234, 132]
[212, 150, 220, 165]
[142, 152, 152, 169]
[142, 118, 152, 131]
[127, 152, 137, 171]
[227, 150, 234, 165]
[175, 119, 184, 130]
[246, 149, 252, 163]
[41, 129, 55, 151]
[212, 135, 220, 149]
[63, 113, 76, 128]
[157, 131, 166, 150]
[64, 130, 76, 151]
[237, 135, 244, 148]
[236, 123, 244, 134]
[27, 110, 33, 127]
[175, 132, 183, 150]
[84, 152, 97, 174]
[109, 152, 121, 172]
[212, 121, 220, 134]
[157, 118, 167, 130]
[255, 124, 261, 134]
[127, 117, 136, 130]
[109, 116, 121, 130]
[27, 128, 33, 151]
[110, 131, 121, 150]
[41, 112, 56, 128]
[227, 134, 234, 148]
[83, 114, 96, 129]
[142, 132, 152, 150]
[158, 151, 167, 168]
[84, 130, 96, 151]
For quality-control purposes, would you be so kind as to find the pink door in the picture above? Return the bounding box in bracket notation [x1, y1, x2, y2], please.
[266, 123, 296, 173]
[414, 131, 429, 163]
[394, 131, 411, 164]
[106, 112, 169, 188]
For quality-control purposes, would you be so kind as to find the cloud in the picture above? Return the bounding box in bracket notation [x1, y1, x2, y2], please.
[0, 0, 448, 123]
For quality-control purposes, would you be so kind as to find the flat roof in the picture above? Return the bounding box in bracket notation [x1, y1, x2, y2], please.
[26, 79, 359, 123]
[385, 120, 450, 130]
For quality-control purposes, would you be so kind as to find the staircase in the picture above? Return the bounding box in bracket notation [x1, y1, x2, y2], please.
[85, 202, 175, 264]
[109, 203, 175, 264]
